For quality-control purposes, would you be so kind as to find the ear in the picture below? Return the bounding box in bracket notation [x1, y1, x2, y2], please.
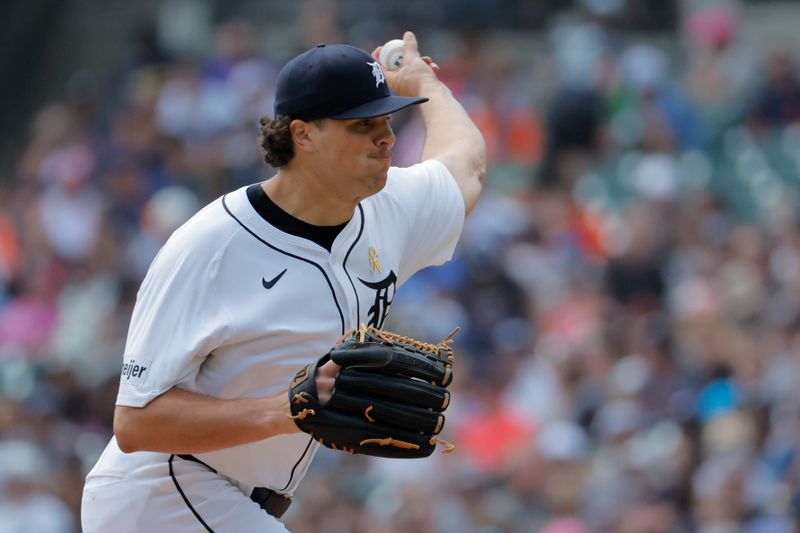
[290, 119, 317, 153]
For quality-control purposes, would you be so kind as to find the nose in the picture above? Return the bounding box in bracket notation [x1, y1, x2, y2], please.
[375, 121, 395, 148]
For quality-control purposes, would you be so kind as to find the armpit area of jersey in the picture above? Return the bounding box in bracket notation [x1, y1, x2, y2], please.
[247, 183, 349, 251]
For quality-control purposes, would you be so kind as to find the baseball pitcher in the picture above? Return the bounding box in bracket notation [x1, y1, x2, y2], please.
[82, 31, 485, 532]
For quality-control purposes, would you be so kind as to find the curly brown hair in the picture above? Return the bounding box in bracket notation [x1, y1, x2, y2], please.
[258, 115, 294, 167]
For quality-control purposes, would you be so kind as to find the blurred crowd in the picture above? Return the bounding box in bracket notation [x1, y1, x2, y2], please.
[2, 1, 800, 532]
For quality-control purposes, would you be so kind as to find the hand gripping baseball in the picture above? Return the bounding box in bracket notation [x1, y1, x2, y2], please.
[372, 31, 440, 98]
[288, 325, 458, 458]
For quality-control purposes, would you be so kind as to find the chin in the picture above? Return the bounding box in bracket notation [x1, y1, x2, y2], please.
[361, 173, 388, 199]
[374, 171, 389, 190]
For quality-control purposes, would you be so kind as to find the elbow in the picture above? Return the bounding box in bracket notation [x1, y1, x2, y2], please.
[472, 160, 486, 199]
[474, 137, 487, 184]
[115, 437, 138, 454]
[472, 147, 487, 192]
[476, 156, 487, 186]
[114, 407, 143, 453]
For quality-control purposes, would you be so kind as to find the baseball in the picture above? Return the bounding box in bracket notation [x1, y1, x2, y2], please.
[380, 39, 405, 70]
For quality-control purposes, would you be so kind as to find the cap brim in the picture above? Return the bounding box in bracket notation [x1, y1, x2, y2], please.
[329, 95, 428, 119]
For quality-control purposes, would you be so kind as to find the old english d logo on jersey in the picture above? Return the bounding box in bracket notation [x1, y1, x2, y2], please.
[358, 270, 397, 328]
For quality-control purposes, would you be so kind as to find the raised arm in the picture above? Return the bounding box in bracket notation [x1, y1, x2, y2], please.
[376, 31, 486, 215]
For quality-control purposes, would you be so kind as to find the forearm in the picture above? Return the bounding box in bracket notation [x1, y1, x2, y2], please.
[417, 79, 486, 212]
[114, 386, 298, 454]
[419, 79, 485, 165]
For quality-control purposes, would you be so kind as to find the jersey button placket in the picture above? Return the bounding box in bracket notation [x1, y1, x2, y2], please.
[329, 260, 359, 331]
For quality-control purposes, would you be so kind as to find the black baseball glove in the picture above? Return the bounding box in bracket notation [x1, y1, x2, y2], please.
[288, 326, 458, 458]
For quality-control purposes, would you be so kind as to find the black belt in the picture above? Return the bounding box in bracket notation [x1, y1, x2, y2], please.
[178, 455, 292, 519]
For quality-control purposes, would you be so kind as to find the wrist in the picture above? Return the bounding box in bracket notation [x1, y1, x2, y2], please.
[417, 77, 451, 99]
[262, 393, 299, 436]
[273, 412, 299, 435]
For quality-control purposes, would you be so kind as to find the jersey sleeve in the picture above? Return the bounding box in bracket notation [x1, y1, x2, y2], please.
[116, 229, 231, 408]
[386, 159, 466, 285]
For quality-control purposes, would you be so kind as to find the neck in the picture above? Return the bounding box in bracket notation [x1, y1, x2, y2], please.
[262, 166, 356, 226]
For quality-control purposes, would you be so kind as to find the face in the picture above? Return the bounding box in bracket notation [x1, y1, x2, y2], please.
[307, 115, 396, 202]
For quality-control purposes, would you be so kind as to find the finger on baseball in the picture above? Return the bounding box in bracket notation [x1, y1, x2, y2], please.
[402, 31, 420, 57]
[371, 46, 381, 61]
[421, 56, 440, 72]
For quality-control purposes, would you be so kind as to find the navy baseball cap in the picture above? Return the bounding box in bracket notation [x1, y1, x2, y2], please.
[274, 44, 428, 121]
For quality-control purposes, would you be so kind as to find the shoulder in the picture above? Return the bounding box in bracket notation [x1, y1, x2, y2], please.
[172, 197, 234, 243]
[148, 196, 238, 277]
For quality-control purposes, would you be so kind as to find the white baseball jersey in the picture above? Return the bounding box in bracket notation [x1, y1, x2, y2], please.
[83, 159, 465, 531]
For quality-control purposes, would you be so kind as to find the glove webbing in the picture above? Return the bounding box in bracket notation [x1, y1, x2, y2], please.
[359, 324, 460, 362]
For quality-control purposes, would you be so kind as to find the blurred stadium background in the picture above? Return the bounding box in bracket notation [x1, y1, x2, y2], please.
[2, 0, 800, 531]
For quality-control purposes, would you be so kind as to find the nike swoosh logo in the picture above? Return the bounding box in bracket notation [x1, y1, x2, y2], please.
[262, 269, 287, 289]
